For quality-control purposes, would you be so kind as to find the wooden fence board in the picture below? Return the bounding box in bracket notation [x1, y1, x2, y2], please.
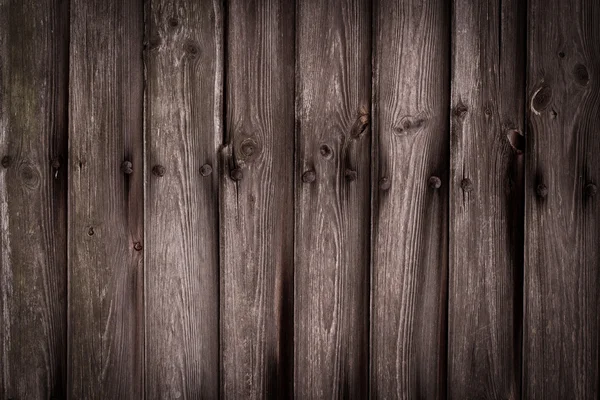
[370, 0, 450, 398]
[68, 0, 145, 397]
[145, 0, 222, 397]
[0, 0, 68, 398]
[448, 0, 526, 398]
[524, 0, 600, 397]
[220, 0, 295, 398]
[294, 0, 371, 397]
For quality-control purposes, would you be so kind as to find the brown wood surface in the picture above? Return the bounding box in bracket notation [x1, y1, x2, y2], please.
[524, 0, 600, 397]
[448, 0, 526, 398]
[68, 0, 145, 397]
[145, 0, 222, 397]
[0, 0, 68, 398]
[370, 0, 450, 398]
[220, 0, 295, 398]
[294, 0, 371, 397]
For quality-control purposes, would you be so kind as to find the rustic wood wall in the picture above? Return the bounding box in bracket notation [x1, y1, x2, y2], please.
[0, 0, 598, 399]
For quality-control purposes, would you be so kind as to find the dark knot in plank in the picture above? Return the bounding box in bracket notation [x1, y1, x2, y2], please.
[536, 183, 548, 198]
[1, 155, 11, 168]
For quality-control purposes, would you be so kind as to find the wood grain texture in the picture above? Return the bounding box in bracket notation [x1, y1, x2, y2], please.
[68, 0, 144, 397]
[0, 0, 68, 398]
[448, 0, 526, 398]
[145, 0, 222, 397]
[220, 0, 295, 398]
[370, 0, 449, 398]
[524, 0, 600, 397]
[294, 0, 371, 397]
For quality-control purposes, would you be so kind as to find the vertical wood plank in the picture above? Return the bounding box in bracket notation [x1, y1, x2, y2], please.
[294, 0, 371, 397]
[370, 0, 450, 398]
[220, 0, 294, 398]
[68, 0, 145, 397]
[145, 0, 222, 397]
[0, 0, 68, 398]
[524, 0, 600, 397]
[448, 0, 526, 398]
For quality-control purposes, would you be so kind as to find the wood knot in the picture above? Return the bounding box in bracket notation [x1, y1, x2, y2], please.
[19, 162, 41, 190]
[345, 169, 357, 181]
[558, 51, 565, 58]
[152, 165, 166, 177]
[184, 40, 200, 59]
[168, 17, 179, 27]
[88, 227, 95, 236]
[302, 170, 316, 183]
[584, 183, 597, 197]
[133, 242, 143, 251]
[573, 63, 589, 86]
[320, 144, 333, 159]
[200, 164, 212, 177]
[1, 155, 11, 168]
[531, 85, 552, 115]
[230, 168, 243, 181]
[536, 183, 548, 198]
[428, 176, 442, 189]
[121, 161, 133, 175]
[239, 138, 259, 160]
[461, 178, 473, 193]
[506, 129, 525, 154]
[379, 177, 391, 191]
[453, 102, 468, 118]
[394, 114, 426, 137]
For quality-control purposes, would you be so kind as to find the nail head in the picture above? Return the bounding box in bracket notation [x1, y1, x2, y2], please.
[1, 155, 11, 168]
[152, 165, 166, 177]
[121, 161, 133, 175]
[461, 178, 473, 192]
[200, 164, 213, 177]
[345, 169, 357, 181]
[230, 168, 243, 181]
[584, 183, 597, 197]
[302, 170, 316, 183]
[134, 242, 143, 251]
[428, 176, 442, 189]
[379, 177, 391, 191]
[536, 183, 548, 198]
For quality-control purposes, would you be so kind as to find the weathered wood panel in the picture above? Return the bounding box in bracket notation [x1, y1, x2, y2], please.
[68, 0, 145, 397]
[524, 0, 600, 397]
[370, 0, 450, 398]
[145, 0, 222, 397]
[220, 0, 295, 398]
[294, 0, 371, 397]
[0, 0, 68, 398]
[448, 0, 526, 398]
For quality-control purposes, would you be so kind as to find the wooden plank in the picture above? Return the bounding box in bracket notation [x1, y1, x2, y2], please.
[370, 0, 450, 398]
[524, 0, 600, 397]
[68, 0, 144, 397]
[145, 0, 222, 397]
[220, 0, 295, 398]
[0, 0, 68, 398]
[294, 0, 371, 397]
[448, 0, 526, 398]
